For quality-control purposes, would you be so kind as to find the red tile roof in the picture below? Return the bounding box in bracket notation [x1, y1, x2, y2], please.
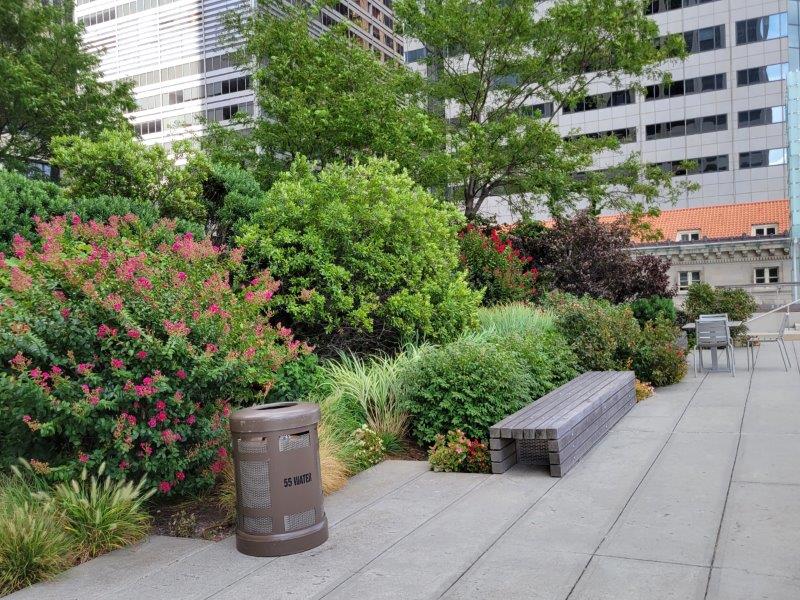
[598, 199, 789, 242]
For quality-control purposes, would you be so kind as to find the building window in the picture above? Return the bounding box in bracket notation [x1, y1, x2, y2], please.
[519, 102, 554, 118]
[754, 267, 779, 284]
[737, 62, 788, 87]
[653, 154, 729, 175]
[752, 224, 778, 236]
[738, 106, 786, 128]
[133, 119, 162, 136]
[736, 13, 788, 45]
[657, 25, 725, 55]
[739, 148, 788, 169]
[405, 47, 427, 63]
[679, 271, 701, 291]
[646, 0, 721, 15]
[562, 89, 635, 114]
[564, 127, 637, 144]
[645, 113, 726, 140]
[645, 73, 725, 101]
[677, 230, 700, 242]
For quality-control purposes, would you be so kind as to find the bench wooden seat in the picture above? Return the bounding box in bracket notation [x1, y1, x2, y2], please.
[489, 371, 635, 477]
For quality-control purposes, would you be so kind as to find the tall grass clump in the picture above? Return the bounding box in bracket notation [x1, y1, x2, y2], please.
[51, 463, 154, 561]
[477, 303, 555, 336]
[0, 473, 71, 595]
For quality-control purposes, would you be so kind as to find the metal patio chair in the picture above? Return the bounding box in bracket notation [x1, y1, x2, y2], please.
[694, 318, 735, 377]
[747, 313, 791, 372]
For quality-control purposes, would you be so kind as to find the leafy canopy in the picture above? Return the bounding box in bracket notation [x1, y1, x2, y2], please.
[395, 0, 690, 218]
[0, 0, 133, 170]
[238, 157, 481, 353]
[210, 0, 450, 189]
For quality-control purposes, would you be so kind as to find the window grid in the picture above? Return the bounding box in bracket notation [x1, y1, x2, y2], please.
[738, 106, 786, 128]
[739, 148, 788, 169]
[737, 63, 789, 87]
[657, 25, 725, 55]
[754, 267, 779, 284]
[562, 89, 635, 114]
[679, 271, 701, 291]
[646, 0, 720, 15]
[564, 127, 637, 144]
[736, 13, 788, 45]
[653, 154, 729, 175]
[645, 113, 727, 141]
[645, 73, 726, 101]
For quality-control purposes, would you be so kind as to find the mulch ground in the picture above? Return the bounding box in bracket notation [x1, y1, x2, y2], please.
[150, 494, 234, 541]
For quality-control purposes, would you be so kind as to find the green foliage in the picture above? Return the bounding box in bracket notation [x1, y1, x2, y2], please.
[0, 170, 69, 253]
[50, 463, 153, 561]
[0, 0, 134, 171]
[395, 0, 689, 218]
[546, 292, 640, 371]
[0, 215, 305, 492]
[349, 424, 386, 470]
[632, 319, 687, 387]
[0, 480, 72, 596]
[684, 283, 757, 334]
[428, 429, 490, 473]
[400, 336, 537, 444]
[69, 195, 160, 227]
[268, 353, 327, 403]
[477, 303, 555, 337]
[222, 0, 449, 189]
[459, 226, 537, 304]
[201, 164, 264, 245]
[494, 329, 579, 398]
[239, 157, 481, 351]
[51, 130, 209, 223]
[630, 295, 677, 327]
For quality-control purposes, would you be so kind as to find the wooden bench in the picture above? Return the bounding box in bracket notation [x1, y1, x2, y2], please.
[489, 371, 635, 477]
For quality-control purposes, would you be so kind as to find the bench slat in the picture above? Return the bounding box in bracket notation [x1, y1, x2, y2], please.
[491, 371, 603, 435]
[545, 383, 632, 450]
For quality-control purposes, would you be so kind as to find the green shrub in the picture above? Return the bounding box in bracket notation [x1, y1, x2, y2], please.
[268, 353, 327, 403]
[459, 226, 537, 305]
[684, 282, 757, 340]
[238, 157, 481, 352]
[630, 295, 676, 327]
[0, 215, 305, 492]
[632, 318, 687, 387]
[546, 292, 640, 371]
[428, 429, 490, 473]
[0, 170, 70, 253]
[495, 329, 579, 398]
[51, 463, 153, 561]
[400, 337, 536, 444]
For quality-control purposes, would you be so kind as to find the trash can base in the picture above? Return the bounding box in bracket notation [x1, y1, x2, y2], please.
[235, 515, 328, 557]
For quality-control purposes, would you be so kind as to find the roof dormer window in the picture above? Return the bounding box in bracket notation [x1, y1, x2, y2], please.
[677, 229, 700, 242]
[752, 224, 778, 236]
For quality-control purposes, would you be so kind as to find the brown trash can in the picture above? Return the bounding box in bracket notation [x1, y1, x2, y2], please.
[230, 402, 328, 557]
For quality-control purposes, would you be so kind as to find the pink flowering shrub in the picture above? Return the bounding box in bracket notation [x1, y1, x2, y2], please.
[0, 215, 309, 493]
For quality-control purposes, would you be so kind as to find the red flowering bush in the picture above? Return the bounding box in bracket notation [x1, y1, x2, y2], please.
[459, 225, 537, 305]
[0, 214, 308, 494]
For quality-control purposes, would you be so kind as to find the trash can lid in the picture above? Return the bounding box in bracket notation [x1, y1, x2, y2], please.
[230, 402, 321, 433]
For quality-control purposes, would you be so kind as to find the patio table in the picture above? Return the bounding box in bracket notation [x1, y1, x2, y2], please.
[682, 321, 742, 371]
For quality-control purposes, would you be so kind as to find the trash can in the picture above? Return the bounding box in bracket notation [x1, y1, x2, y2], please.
[230, 402, 328, 556]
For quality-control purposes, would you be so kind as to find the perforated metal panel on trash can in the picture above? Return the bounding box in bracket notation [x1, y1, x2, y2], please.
[230, 402, 328, 556]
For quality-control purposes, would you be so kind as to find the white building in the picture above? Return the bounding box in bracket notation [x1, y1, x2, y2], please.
[405, 0, 791, 214]
[74, 0, 403, 149]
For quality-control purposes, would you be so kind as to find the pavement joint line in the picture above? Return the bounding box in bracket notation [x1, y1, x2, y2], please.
[709, 564, 800, 582]
[435, 471, 562, 599]
[196, 466, 431, 600]
[316, 475, 491, 600]
[591, 551, 709, 570]
[702, 345, 757, 600]
[100, 539, 217, 600]
[564, 369, 709, 600]
[731, 479, 800, 487]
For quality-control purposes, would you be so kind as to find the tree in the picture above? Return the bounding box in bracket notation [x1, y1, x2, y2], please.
[51, 130, 208, 223]
[215, 0, 450, 189]
[516, 211, 673, 303]
[237, 157, 481, 353]
[0, 0, 134, 171]
[395, 0, 690, 219]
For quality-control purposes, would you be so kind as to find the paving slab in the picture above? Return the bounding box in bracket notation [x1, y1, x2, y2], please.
[707, 567, 800, 600]
[713, 481, 800, 579]
[599, 432, 737, 566]
[322, 466, 557, 599]
[206, 471, 487, 600]
[734, 434, 800, 485]
[7, 536, 212, 600]
[567, 555, 708, 600]
[674, 404, 745, 433]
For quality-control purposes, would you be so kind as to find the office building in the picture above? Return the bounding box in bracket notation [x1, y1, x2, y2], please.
[75, 0, 403, 148]
[405, 0, 792, 216]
